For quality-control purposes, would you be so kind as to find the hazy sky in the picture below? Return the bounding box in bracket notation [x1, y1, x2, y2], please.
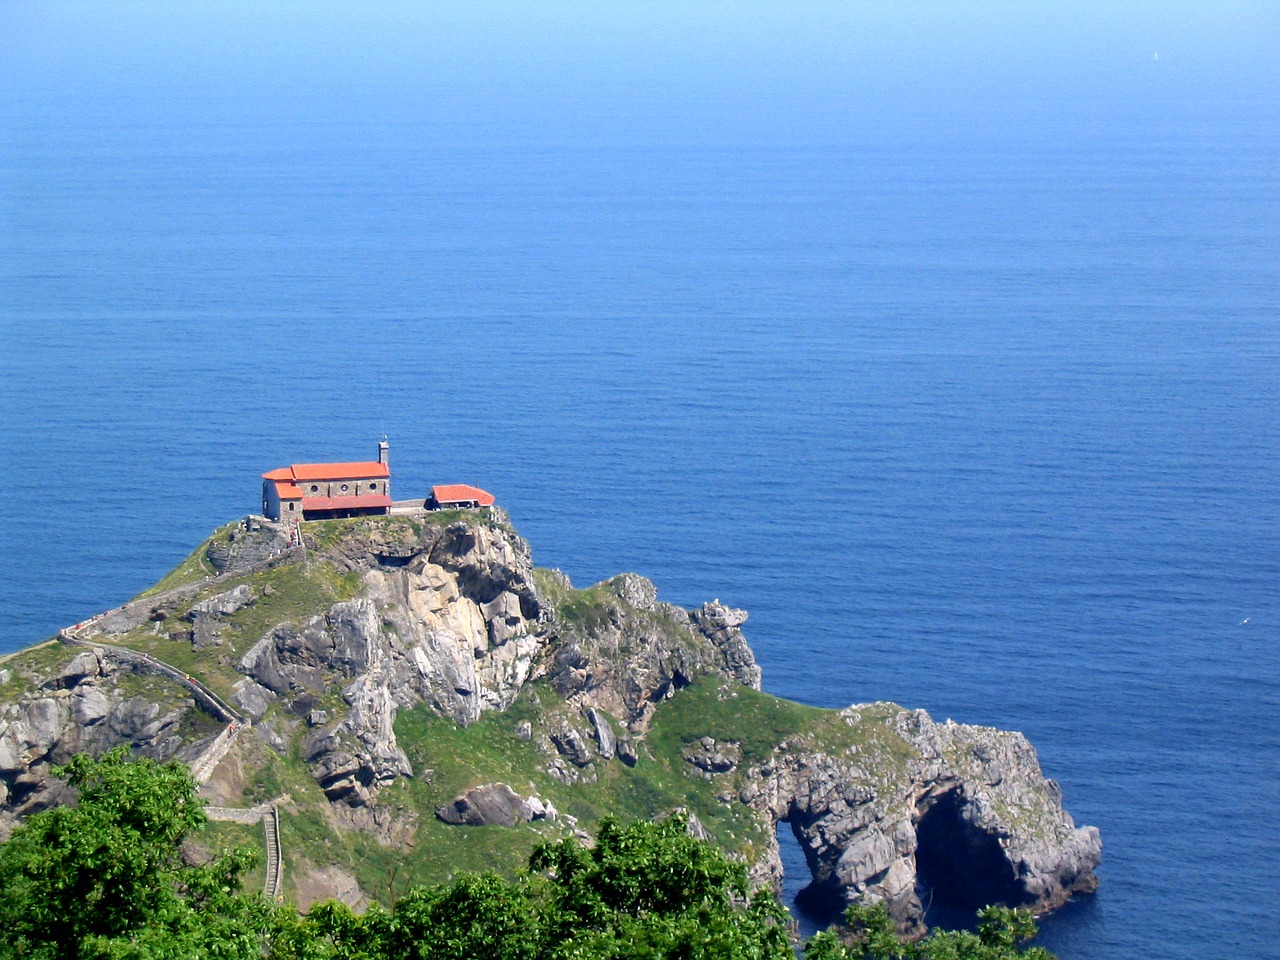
[3, 1, 1278, 142]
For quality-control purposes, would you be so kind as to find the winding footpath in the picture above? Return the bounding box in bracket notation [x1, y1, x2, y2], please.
[55, 628, 286, 899]
[51, 529, 304, 901]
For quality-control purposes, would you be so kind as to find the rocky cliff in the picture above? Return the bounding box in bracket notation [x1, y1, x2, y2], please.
[0, 510, 1099, 930]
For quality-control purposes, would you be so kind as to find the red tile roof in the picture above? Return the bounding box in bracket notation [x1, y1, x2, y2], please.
[301, 494, 393, 511]
[264, 462, 389, 483]
[290, 461, 390, 481]
[273, 482, 303, 499]
[431, 484, 496, 507]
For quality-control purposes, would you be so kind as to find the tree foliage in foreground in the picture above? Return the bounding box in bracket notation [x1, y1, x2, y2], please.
[804, 903, 1055, 960]
[0, 751, 1055, 960]
[309, 816, 793, 960]
[0, 747, 307, 960]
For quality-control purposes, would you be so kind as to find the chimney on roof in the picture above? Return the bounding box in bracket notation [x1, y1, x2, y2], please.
[378, 437, 389, 468]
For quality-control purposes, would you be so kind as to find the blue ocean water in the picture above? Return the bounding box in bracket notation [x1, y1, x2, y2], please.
[2, 4, 1278, 958]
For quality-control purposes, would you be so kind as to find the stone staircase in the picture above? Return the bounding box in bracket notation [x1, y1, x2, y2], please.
[263, 805, 283, 899]
[206, 802, 284, 900]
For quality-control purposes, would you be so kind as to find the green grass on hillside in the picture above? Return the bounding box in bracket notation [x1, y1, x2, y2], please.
[645, 681, 830, 771]
[272, 681, 759, 903]
[550, 579, 619, 634]
[0, 641, 78, 701]
[136, 524, 232, 598]
[362, 677, 892, 895]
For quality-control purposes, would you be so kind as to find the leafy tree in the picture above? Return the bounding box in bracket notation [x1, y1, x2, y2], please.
[0, 748, 301, 960]
[363, 874, 543, 960]
[528, 815, 791, 960]
[307, 815, 792, 960]
[803, 903, 1055, 960]
[0, 751, 1053, 960]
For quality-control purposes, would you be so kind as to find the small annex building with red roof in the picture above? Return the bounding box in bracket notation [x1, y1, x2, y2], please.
[262, 440, 392, 521]
[429, 484, 497, 509]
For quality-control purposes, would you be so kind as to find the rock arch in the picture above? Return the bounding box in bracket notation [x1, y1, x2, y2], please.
[743, 712, 1101, 935]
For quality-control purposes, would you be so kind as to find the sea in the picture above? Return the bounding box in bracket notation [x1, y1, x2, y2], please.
[2, 3, 1278, 958]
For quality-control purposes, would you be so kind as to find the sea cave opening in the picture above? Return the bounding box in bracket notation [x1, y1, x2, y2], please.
[775, 819, 834, 940]
[914, 789, 1020, 913]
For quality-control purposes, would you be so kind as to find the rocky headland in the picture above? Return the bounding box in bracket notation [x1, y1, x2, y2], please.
[0, 510, 1100, 931]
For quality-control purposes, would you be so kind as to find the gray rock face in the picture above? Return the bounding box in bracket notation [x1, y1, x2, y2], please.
[232, 678, 276, 720]
[546, 575, 762, 733]
[188, 585, 255, 619]
[72, 687, 112, 726]
[551, 723, 595, 768]
[184, 585, 257, 651]
[206, 518, 294, 575]
[616, 737, 639, 767]
[52, 652, 102, 689]
[684, 736, 742, 775]
[436, 782, 534, 826]
[690, 602, 762, 691]
[588, 708, 615, 760]
[230, 519, 547, 804]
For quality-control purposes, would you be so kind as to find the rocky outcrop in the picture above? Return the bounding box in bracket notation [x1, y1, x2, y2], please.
[684, 736, 742, 776]
[188, 585, 256, 619]
[436, 782, 556, 826]
[206, 518, 294, 575]
[187, 585, 256, 650]
[0, 648, 209, 830]
[231, 519, 549, 803]
[229, 520, 759, 809]
[690, 602, 762, 690]
[588, 708, 615, 760]
[0, 511, 1100, 931]
[738, 705, 1101, 935]
[546, 574, 761, 732]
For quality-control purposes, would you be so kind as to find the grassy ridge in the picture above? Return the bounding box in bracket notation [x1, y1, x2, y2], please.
[136, 524, 231, 598]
